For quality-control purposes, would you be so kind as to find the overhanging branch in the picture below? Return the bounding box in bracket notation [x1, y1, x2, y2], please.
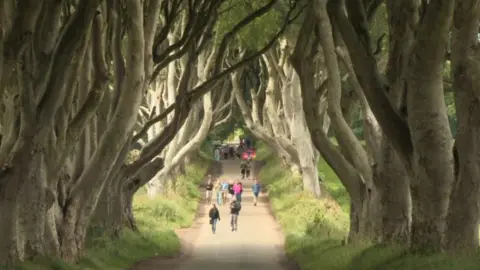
[329, 0, 413, 165]
[131, 1, 303, 145]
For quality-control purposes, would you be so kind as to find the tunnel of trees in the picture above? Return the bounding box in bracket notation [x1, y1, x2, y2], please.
[0, 0, 477, 266]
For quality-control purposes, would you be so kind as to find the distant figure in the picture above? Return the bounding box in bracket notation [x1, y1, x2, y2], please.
[214, 180, 223, 205]
[230, 197, 241, 232]
[223, 146, 229, 159]
[221, 180, 229, 203]
[214, 148, 220, 161]
[233, 180, 243, 202]
[245, 157, 252, 179]
[245, 138, 251, 148]
[209, 203, 221, 234]
[252, 179, 261, 206]
[239, 145, 246, 159]
[229, 146, 235, 159]
[240, 160, 248, 179]
[205, 177, 214, 204]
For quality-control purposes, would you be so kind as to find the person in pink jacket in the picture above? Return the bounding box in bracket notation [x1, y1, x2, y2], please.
[233, 180, 243, 202]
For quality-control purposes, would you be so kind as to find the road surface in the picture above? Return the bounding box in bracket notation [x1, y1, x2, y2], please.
[131, 159, 293, 270]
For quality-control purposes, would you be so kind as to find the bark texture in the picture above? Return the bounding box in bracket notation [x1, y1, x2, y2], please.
[445, 0, 480, 251]
[0, 0, 285, 264]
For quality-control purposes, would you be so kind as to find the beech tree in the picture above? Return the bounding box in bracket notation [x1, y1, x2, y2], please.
[225, 1, 323, 196]
[228, 0, 480, 254]
[289, 5, 379, 242]
[285, 0, 480, 253]
[324, 0, 452, 251]
[0, 0, 294, 265]
[3, 0, 480, 265]
[145, 46, 225, 197]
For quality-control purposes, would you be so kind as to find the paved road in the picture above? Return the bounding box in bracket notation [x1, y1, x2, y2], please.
[131, 159, 291, 270]
[176, 159, 288, 270]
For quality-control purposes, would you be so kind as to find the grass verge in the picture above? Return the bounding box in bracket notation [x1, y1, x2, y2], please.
[258, 146, 480, 270]
[13, 153, 210, 270]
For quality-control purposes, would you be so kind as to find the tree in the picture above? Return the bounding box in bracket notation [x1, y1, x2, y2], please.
[306, 0, 480, 253]
[445, 0, 480, 251]
[0, 0, 291, 264]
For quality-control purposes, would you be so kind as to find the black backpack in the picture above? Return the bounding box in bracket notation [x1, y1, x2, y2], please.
[233, 201, 241, 211]
[209, 208, 217, 219]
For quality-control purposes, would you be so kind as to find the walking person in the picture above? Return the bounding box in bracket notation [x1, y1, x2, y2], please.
[205, 178, 214, 205]
[214, 148, 220, 161]
[230, 198, 241, 232]
[236, 146, 243, 160]
[209, 203, 221, 234]
[233, 180, 243, 202]
[240, 160, 247, 179]
[245, 157, 252, 179]
[221, 180, 229, 203]
[223, 146, 229, 159]
[215, 180, 223, 205]
[252, 179, 261, 206]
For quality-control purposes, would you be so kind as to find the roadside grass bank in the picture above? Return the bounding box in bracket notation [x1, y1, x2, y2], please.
[257, 146, 480, 270]
[13, 152, 211, 270]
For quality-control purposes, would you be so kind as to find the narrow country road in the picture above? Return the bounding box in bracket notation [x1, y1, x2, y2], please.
[176, 159, 288, 270]
[131, 159, 293, 270]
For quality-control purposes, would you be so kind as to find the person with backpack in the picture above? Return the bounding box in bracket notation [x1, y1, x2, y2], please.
[208, 203, 221, 234]
[252, 179, 261, 206]
[230, 198, 241, 232]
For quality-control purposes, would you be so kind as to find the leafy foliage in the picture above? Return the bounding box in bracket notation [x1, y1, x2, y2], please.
[257, 144, 480, 270]
[215, 0, 284, 50]
[369, 3, 388, 52]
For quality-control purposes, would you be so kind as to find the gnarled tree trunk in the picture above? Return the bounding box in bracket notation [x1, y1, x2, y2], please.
[405, 1, 454, 251]
[445, 0, 480, 251]
[282, 65, 321, 196]
[292, 5, 368, 243]
[314, 0, 379, 240]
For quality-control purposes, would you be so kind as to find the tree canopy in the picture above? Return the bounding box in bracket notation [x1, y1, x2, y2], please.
[0, 0, 479, 267]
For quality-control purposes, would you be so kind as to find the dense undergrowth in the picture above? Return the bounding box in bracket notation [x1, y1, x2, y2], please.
[257, 146, 480, 270]
[12, 152, 210, 270]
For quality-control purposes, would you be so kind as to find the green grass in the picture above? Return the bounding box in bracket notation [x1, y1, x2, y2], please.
[255, 143, 272, 160]
[11, 153, 210, 270]
[317, 158, 350, 213]
[257, 145, 480, 270]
